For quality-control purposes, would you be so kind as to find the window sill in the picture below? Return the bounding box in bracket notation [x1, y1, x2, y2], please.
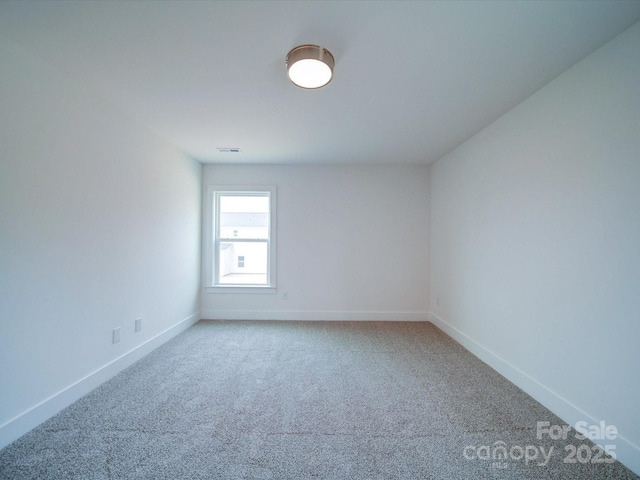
[206, 286, 276, 294]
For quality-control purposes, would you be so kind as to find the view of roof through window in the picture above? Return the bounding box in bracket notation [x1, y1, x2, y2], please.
[218, 195, 270, 285]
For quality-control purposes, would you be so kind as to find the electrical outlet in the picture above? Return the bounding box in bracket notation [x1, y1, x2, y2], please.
[436, 296, 440, 306]
[112, 327, 121, 344]
[282, 292, 288, 300]
[135, 318, 142, 332]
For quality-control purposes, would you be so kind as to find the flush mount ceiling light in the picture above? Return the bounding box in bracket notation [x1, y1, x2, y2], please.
[286, 45, 334, 89]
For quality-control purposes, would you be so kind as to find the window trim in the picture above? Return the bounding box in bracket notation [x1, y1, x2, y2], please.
[205, 185, 276, 294]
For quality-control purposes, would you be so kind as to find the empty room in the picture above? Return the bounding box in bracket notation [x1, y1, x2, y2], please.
[1, 1, 639, 478]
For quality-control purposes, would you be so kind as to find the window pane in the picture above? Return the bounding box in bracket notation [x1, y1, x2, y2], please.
[218, 241, 267, 285]
[219, 195, 269, 239]
[208, 186, 276, 291]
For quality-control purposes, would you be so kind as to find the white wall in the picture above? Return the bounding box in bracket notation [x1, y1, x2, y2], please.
[202, 164, 430, 321]
[0, 37, 202, 448]
[430, 22, 640, 474]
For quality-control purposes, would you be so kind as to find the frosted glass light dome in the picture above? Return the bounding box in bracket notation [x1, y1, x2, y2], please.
[286, 45, 334, 89]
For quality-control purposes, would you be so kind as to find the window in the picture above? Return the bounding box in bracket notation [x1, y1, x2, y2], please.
[206, 186, 276, 292]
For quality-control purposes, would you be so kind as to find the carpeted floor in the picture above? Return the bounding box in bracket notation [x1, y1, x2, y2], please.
[0, 320, 637, 479]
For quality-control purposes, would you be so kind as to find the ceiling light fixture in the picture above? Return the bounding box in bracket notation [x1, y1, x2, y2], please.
[286, 45, 334, 89]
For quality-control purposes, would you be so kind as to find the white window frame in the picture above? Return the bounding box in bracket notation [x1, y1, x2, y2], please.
[205, 186, 276, 294]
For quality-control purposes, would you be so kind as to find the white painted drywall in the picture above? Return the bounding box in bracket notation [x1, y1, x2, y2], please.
[430, 22, 640, 474]
[0, 37, 202, 447]
[201, 164, 430, 321]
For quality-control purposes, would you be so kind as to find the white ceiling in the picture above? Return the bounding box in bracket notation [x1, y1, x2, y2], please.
[2, 0, 640, 165]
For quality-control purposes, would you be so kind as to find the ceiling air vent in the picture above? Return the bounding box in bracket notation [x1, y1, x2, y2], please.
[217, 147, 242, 153]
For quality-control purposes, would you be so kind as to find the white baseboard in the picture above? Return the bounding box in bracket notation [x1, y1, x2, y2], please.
[428, 312, 640, 478]
[200, 309, 430, 322]
[0, 311, 200, 450]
